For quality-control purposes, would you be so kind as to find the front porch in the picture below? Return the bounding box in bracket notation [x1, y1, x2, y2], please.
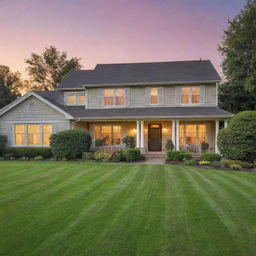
[72, 119, 229, 156]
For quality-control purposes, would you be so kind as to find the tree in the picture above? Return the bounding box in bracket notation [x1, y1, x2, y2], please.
[218, 111, 256, 162]
[25, 46, 82, 91]
[218, 0, 256, 113]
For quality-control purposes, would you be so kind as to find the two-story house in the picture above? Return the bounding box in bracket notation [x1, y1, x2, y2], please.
[0, 60, 233, 156]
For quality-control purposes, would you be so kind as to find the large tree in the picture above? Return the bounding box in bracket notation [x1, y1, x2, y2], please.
[218, 0, 256, 113]
[25, 46, 82, 91]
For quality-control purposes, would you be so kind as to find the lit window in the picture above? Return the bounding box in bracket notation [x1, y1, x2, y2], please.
[78, 95, 86, 105]
[67, 95, 75, 105]
[181, 87, 201, 104]
[42, 125, 52, 145]
[94, 125, 121, 145]
[15, 125, 25, 145]
[115, 89, 125, 105]
[104, 89, 114, 106]
[150, 88, 158, 104]
[28, 125, 40, 145]
[179, 124, 207, 146]
[103, 88, 125, 106]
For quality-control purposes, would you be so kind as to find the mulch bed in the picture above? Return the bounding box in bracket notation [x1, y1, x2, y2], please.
[166, 161, 256, 173]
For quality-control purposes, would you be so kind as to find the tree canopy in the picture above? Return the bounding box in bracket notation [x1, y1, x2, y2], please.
[25, 46, 82, 91]
[218, 0, 256, 113]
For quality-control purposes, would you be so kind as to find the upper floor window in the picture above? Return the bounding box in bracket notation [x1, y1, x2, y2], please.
[104, 88, 125, 107]
[181, 86, 201, 104]
[150, 88, 158, 105]
[66, 93, 87, 106]
[15, 124, 52, 146]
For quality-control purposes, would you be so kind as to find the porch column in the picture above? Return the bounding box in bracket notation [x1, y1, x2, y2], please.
[136, 120, 140, 148]
[175, 120, 179, 150]
[215, 120, 220, 153]
[140, 121, 144, 149]
[172, 120, 176, 146]
[224, 120, 228, 128]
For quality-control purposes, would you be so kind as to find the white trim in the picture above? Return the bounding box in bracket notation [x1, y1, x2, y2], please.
[136, 121, 140, 148]
[224, 120, 228, 128]
[2, 120, 67, 124]
[175, 120, 180, 150]
[0, 92, 73, 119]
[215, 120, 220, 153]
[172, 120, 176, 146]
[140, 121, 144, 148]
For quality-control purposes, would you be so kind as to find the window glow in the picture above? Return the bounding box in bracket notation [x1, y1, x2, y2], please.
[15, 125, 25, 145]
[103, 89, 125, 106]
[78, 95, 86, 105]
[67, 95, 75, 104]
[150, 88, 158, 104]
[181, 87, 201, 104]
[94, 125, 121, 145]
[42, 125, 52, 145]
[28, 125, 40, 145]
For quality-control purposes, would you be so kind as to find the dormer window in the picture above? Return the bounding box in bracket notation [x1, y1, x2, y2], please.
[181, 86, 201, 105]
[65, 93, 87, 106]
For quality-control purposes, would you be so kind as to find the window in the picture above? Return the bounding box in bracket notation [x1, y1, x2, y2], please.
[150, 88, 158, 105]
[42, 125, 52, 145]
[66, 93, 87, 106]
[14, 124, 52, 146]
[15, 125, 25, 145]
[179, 124, 207, 146]
[103, 88, 125, 107]
[94, 125, 121, 145]
[181, 86, 201, 104]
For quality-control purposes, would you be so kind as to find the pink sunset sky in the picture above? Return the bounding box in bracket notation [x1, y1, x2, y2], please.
[0, 0, 247, 77]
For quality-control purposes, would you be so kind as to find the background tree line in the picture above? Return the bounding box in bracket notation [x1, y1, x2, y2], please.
[0, 0, 255, 112]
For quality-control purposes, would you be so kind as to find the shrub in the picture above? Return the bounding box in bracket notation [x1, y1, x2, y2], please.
[110, 151, 123, 162]
[122, 136, 136, 149]
[218, 111, 256, 162]
[4, 153, 13, 160]
[0, 135, 7, 156]
[210, 161, 223, 168]
[175, 152, 192, 161]
[231, 164, 241, 170]
[93, 151, 111, 162]
[95, 139, 105, 147]
[184, 160, 197, 166]
[122, 148, 141, 162]
[166, 150, 181, 161]
[199, 160, 210, 165]
[201, 142, 209, 152]
[240, 162, 252, 169]
[200, 152, 221, 162]
[222, 159, 242, 168]
[82, 152, 94, 160]
[34, 156, 44, 161]
[5, 147, 52, 159]
[50, 129, 92, 159]
[165, 139, 174, 150]
[18, 156, 30, 161]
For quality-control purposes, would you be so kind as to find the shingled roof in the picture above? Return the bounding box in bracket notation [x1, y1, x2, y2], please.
[57, 60, 221, 89]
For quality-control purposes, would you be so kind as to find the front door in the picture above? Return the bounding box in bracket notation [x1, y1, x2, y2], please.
[148, 124, 162, 151]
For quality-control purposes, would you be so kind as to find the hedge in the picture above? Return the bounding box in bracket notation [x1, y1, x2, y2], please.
[218, 111, 256, 162]
[5, 147, 52, 159]
[122, 148, 141, 162]
[166, 150, 181, 161]
[200, 152, 221, 162]
[50, 129, 92, 159]
[0, 135, 7, 156]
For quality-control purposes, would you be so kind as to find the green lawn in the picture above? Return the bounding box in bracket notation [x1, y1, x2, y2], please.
[0, 162, 255, 256]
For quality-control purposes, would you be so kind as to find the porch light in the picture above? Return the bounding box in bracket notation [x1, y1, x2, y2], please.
[163, 128, 168, 133]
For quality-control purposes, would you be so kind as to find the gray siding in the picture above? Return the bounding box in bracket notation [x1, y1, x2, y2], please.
[87, 84, 217, 109]
[0, 96, 70, 146]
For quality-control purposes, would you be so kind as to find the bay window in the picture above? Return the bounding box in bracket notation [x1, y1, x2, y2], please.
[14, 124, 52, 146]
[181, 86, 201, 104]
[103, 88, 125, 107]
[94, 125, 121, 145]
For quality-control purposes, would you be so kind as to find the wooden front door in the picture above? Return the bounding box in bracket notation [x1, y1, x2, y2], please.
[148, 124, 162, 151]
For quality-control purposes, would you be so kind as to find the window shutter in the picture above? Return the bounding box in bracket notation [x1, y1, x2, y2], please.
[158, 87, 164, 105]
[200, 86, 205, 105]
[145, 87, 151, 105]
[125, 88, 130, 106]
[175, 86, 181, 105]
[98, 88, 104, 107]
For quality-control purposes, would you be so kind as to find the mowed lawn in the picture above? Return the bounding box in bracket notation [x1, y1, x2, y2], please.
[0, 162, 256, 256]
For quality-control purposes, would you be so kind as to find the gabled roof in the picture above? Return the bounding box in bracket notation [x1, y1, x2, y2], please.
[57, 60, 221, 89]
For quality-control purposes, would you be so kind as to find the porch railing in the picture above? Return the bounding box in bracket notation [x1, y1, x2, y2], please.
[180, 145, 215, 154]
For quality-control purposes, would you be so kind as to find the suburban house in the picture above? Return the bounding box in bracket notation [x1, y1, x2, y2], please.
[0, 60, 233, 156]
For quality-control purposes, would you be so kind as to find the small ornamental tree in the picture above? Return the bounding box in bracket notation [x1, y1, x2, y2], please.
[218, 111, 256, 162]
[50, 129, 91, 159]
[122, 136, 136, 148]
[165, 139, 174, 150]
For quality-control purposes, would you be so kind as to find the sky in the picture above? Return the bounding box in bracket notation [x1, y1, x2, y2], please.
[0, 0, 247, 78]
